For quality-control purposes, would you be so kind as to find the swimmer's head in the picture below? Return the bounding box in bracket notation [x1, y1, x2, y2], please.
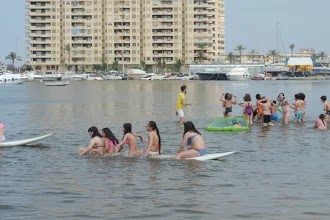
[294, 94, 300, 100]
[278, 93, 285, 100]
[256, 94, 261, 100]
[244, 94, 251, 101]
[227, 93, 233, 101]
[224, 93, 229, 100]
[183, 121, 200, 137]
[181, 85, 187, 93]
[272, 100, 277, 105]
[321, 96, 327, 102]
[88, 126, 102, 138]
[319, 114, 325, 120]
[123, 123, 132, 134]
[299, 93, 305, 101]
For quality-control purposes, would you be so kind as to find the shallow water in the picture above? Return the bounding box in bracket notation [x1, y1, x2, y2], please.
[1, 80, 330, 219]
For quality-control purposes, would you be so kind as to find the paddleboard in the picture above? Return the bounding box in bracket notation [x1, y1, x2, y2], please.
[151, 151, 236, 161]
[0, 133, 54, 147]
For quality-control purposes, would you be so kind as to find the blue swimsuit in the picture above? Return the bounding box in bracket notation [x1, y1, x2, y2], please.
[187, 135, 207, 156]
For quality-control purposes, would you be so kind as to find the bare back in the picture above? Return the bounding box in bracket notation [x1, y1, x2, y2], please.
[148, 131, 160, 153]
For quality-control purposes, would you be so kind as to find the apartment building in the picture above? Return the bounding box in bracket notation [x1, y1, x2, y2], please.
[26, 0, 225, 72]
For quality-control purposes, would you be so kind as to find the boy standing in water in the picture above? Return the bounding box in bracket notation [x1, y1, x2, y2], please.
[271, 101, 279, 122]
[260, 97, 274, 127]
[220, 93, 237, 117]
[0, 122, 5, 142]
[293, 94, 304, 122]
[176, 85, 191, 126]
[320, 96, 330, 121]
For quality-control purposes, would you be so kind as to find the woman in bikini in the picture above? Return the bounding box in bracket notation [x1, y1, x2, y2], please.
[277, 93, 290, 124]
[176, 121, 207, 159]
[143, 121, 161, 157]
[102, 127, 119, 154]
[243, 94, 254, 126]
[115, 123, 143, 157]
[78, 126, 105, 155]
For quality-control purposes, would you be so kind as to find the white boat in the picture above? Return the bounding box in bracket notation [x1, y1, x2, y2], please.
[226, 67, 251, 80]
[0, 72, 25, 85]
[102, 71, 122, 80]
[141, 73, 164, 80]
[62, 72, 87, 81]
[86, 74, 103, 81]
[45, 81, 70, 86]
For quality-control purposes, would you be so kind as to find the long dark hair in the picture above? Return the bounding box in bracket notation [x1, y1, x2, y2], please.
[123, 123, 132, 139]
[320, 114, 326, 126]
[183, 121, 201, 137]
[102, 127, 119, 145]
[148, 121, 161, 154]
[88, 126, 102, 138]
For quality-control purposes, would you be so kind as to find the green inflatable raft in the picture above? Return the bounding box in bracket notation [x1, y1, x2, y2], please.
[205, 116, 250, 132]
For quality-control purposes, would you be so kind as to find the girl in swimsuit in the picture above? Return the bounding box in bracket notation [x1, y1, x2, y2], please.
[102, 127, 119, 154]
[78, 126, 105, 155]
[176, 121, 207, 159]
[143, 121, 161, 157]
[315, 114, 327, 130]
[115, 123, 143, 157]
[277, 93, 290, 124]
[243, 93, 253, 126]
[299, 93, 306, 122]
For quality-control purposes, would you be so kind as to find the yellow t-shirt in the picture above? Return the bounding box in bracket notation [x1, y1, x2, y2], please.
[176, 92, 185, 110]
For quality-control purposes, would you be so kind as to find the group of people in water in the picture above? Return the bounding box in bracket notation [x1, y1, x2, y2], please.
[219, 91, 329, 129]
[78, 121, 207, 159]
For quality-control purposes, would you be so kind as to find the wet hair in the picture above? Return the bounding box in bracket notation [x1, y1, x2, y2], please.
[102, 127, 119, 145]
[183, 121, 201, 137]
[122, 123, 132, 139]
[256, 94, 261, 100]
[299, 93, 305, 101]
[148, 121, 161, 154]
[244, 94, 251, 101]
[294, 94, 300, 100]
[272, 100, 277, 105]
[88, 126, 102, 138]
[319, 114, 326, 126]
[278, 93, 285, 100]
[227, 93, 233, 101]
[321, 96, 327, 101]
[180, 85, 187, 92]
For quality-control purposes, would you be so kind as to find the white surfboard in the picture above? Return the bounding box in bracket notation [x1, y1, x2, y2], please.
[151, 151, 236, 161]
[0, 133, 54, 147]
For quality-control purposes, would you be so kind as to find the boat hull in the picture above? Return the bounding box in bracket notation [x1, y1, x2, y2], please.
[197, 72, 228, 80]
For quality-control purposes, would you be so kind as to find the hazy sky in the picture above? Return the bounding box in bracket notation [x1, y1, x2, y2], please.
[0, 0, 329, 63]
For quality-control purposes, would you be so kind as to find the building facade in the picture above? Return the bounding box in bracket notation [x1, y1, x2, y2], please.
[26, 0, 225, 72]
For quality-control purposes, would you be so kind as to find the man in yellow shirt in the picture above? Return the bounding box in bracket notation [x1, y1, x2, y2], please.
[176, 85, 191, 126]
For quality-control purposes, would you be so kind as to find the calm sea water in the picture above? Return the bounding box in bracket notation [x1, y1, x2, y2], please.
[1, 80, 330, 219]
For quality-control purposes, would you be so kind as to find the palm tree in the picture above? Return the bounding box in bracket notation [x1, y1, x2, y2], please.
[318, 51, 327, 61]
[5, 52, 21, 67]
[268, 49, 279, 63]
[227, 52, 235, 63]
[250, 49, 257, 61]
[64, 44, 71, 70]
[197, 43, 207, 64]
[235, 45, 246, 63]
[174, 58, 183, 72]
[289, 44, 295, 57]
[140, 60, 146, 71]
[100, 55, 108, 71]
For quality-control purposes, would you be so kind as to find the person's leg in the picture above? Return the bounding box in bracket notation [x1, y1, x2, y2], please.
[176, 149, 200, 159]
[249, 114, 253, 125]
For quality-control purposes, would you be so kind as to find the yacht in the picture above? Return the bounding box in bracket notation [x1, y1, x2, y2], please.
[226, 67, 251, 81]
[196, 69, 228, 80]
[102, 71, 122, 80]
[85, 74, 103, 81]
[0, 72, 24, 85]
[62, 72, 87, 81]
[141, 73, 164, 80]
[312, 62, 330, 76]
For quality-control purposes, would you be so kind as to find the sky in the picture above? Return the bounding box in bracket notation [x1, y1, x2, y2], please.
[0, 0, 329, 64]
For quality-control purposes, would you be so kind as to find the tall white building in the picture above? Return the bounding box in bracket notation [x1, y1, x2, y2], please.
[26, 0, 225, 72]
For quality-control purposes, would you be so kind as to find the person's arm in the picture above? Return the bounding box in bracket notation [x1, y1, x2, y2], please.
[183, 95, 191, 106]
[220, 93, 225, 102]
[232, 96, 237, 105]
[115, 134, 128, 152]
[79, 139, 96, 155]
[176, 134, 188, 154]
[133, 132, 147, 144]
